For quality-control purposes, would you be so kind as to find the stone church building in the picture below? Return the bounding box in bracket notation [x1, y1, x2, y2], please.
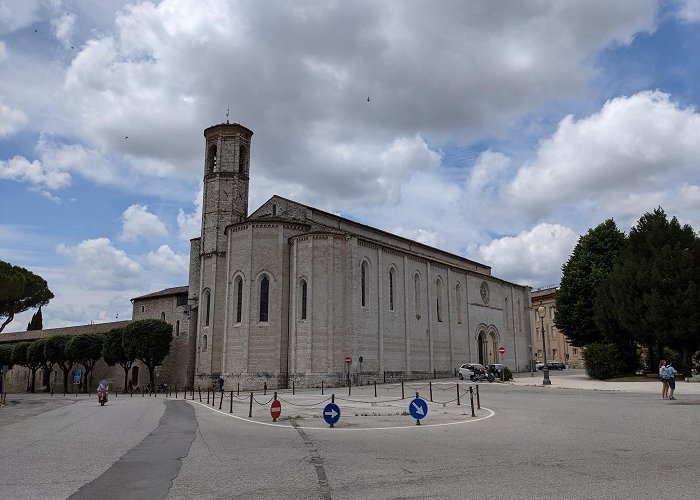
[188, 122, 533, 389]
[1, 121, 534, 393]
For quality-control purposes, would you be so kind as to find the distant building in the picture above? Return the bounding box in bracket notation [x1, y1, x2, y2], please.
[530, 286, 583, 369]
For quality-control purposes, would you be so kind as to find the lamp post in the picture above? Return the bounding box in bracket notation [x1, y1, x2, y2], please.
[537, 305, 551, 386]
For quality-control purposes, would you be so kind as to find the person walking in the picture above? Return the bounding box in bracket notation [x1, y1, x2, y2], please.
[659, 360, 669, 399]
[665, 361, 678, 400]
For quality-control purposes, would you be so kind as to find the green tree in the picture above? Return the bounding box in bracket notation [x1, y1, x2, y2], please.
[608, 208, 699, 373]
[44, 335, 74, 392]
[27, 338, 54, 392]
[67, 333, 105, 393]
[103, 328, 136, 391]
[0, 260, 54, 333]
[27, 306, 43, 330]
[11, 341, 41, 392]
[123, 319, 173, 390]
[555, 219, 626, 346]
[582, 343, 624, 380]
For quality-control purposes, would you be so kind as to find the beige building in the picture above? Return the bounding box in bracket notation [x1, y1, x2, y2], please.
[530, 286, 583, 369]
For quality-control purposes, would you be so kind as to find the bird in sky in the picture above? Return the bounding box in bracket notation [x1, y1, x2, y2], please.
[367, 96, 370, 102]
[124, 136, 128, 140]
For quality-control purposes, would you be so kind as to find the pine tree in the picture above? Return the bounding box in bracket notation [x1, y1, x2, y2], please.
[27, 306, 43, 330]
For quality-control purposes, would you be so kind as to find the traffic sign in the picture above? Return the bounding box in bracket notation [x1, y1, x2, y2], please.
[498, 346, 506, 355]
[409, 398, 428, 421]
[323, 403, 341, 426]
[344, 356, 352, 364]
[270, 399, 282, 421]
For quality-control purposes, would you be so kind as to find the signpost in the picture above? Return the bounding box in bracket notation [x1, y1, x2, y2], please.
[409, 396, 428, 425]
[270, 399, 282, 422]
[323, 402, 341, 428]
[498, 346, 506, 381]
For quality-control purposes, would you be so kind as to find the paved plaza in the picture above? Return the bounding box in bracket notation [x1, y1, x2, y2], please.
[1, 370, 699, 499]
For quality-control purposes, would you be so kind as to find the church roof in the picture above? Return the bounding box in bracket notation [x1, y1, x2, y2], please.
[131, 286, 188, 301]
[248, 195, 493, 275]
[0, 320, 131, 344]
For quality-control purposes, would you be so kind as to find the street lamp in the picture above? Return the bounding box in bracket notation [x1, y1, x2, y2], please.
[537, 305, 551, 386]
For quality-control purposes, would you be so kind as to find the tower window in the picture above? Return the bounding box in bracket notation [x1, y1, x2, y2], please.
[207, 144, 217, 173]
[259, 276, 269, 322]
[456, 283, 462, 324]
[238, 145, 248, 174]
[161, 311, 165, 321]
[414, 273, 421, 320]
[201, 334, 208, 351]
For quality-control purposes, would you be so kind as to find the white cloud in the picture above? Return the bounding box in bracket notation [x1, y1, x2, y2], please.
[177, 182, 203, 240]
[119, 204, 168, 242]
[0, 100, 28, 136]
[146, 244, 188, 277]
[0, 41, 7, 62]
[0, 0, 41, 35]
[675, 0, 700, 22]
[477, 223, 580, 286]
[507, 91, 700, 218]
[0, 155, 71, 189]
[56, 237, 142, 290]
[51, 12, 75, 48]
[467, 150, 512, 193]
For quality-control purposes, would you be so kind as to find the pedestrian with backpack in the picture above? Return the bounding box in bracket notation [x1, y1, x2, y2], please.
[664, 361, 678, 400]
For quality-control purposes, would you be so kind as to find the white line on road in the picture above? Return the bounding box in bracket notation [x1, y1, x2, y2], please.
[190, 401, 495, 431]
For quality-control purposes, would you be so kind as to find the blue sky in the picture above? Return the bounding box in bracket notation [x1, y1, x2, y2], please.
[1, 0, 699, 332]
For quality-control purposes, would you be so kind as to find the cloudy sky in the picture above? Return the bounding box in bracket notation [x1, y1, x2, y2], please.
[2, 0, 699, 332]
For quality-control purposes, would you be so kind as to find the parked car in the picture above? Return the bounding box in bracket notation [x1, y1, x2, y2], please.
[458, 363, 485, 380]
[488, 363, 506, 376]
[537, 361, 566, 370]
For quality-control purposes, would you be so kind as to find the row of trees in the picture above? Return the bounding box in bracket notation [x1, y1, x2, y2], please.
[0, 319, 173, 392]
[555, 208, 700, 378]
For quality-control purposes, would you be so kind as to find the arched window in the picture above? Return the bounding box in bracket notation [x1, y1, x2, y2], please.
[201, 334, 208, 351]
[207, 144, 217, 173]
[203, 289, 211, 327]
[259, 276, 269, 322]
[161, 311, 165, 321]
[238, 145, 248, 174]
[389, 267, 396, 311]
[436, 277, 443, 322]
[235, 276, 243, 323]
[455, 283, 462, 324]
[361, 260, 369, 307]
[414, 273, 421, 320]
[300, 279, 308, 320]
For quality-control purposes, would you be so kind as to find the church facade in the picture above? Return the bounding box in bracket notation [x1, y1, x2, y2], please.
[189, 122, 534, 389]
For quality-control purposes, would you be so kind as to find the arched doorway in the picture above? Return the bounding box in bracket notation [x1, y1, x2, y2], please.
[477, 331, 487, 365]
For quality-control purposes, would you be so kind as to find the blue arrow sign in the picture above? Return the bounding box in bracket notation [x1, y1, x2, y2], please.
[409, 398, 428, 420]
[323, 403, 341, 426]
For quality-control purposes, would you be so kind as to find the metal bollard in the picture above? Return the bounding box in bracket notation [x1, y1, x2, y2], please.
[264, 382, 267, 395]
[248, 392, 253, 418]
[348, 379, 351, 396]
[142, 387, 144, 397]
[476, 384, 480, 409]
[415, 392, 421, 425]
[433, 368, 436, 379]
[457, 383, 460, 405]
[293, 379, 295, 395]
[401, 380, 404, 399]
[219, 390, 223, 410]
[469, 386, 475, 417]
[212, 389, 216, 407]
[237, 382, 240, 396]
[207, 389, 210, 405]
[374, 381, 377, 397]
[321, 380, 324, 395]
[429, 381, 433, 402]
[230, 391, 233, 413]
[130, 387, 133, 397]
[198, 387, 202, 402]
[175, 385, 178, 399]
[384, 371, 386, 384]
[330, 394, 335, 428]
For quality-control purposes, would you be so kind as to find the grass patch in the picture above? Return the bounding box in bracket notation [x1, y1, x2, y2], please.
[606, 374, 657, 382]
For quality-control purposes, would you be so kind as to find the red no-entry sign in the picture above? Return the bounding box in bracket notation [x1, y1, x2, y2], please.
[498, 346, 506, 355]
[270, 399, 282, 421]
[345, 356, 352, 364]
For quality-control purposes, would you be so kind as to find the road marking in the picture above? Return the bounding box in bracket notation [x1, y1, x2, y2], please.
[190, 401, 495, 431]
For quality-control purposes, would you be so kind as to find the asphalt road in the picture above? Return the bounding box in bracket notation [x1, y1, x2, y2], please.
[2, 378, 699, 499]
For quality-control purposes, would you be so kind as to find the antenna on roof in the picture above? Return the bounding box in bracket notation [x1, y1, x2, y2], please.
[226, 105, 230, 124]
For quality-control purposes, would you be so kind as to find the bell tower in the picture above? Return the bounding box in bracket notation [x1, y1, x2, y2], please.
[197, 122, 253, 376]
